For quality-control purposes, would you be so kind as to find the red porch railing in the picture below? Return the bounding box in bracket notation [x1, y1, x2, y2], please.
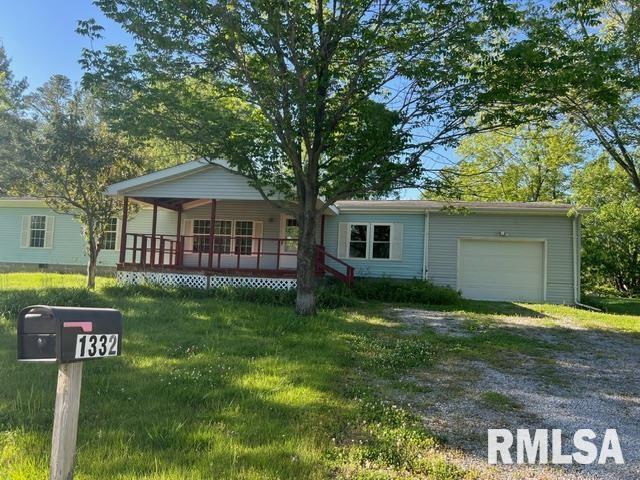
[120, 233, 355, 286]
[315, 245, 355, 287]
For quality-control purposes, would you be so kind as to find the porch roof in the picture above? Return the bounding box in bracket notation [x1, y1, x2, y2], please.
[106, 159, 338, 214]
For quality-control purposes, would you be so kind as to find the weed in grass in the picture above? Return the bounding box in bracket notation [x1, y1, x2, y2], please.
[480, 391, 522, 412]
[349, 335, 437, 375]
[332, 395, 471, 480]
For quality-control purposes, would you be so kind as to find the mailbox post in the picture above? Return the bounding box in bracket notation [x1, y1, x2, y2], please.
[17, 306, 122, 480]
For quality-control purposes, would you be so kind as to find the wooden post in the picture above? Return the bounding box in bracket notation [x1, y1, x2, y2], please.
[150, 201, 158, 266]
[132, 234, 138, 265]
[50, 362, 83, 480]
[208, 199, 216, 269]
[176, 206, 182, 267]
[118, 197, 129, 264]
[320, 214, 325, 247]
[256, 238, 261, 270]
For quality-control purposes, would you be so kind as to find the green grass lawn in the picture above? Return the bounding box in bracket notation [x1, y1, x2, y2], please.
[0, 273, 468, 480]
[1, 273, 638, 480]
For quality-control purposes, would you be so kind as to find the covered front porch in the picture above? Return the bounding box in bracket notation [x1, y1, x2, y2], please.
[108, 160, 354, 289]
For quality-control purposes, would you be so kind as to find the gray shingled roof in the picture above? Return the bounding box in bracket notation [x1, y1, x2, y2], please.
[335, 199, 585, 212]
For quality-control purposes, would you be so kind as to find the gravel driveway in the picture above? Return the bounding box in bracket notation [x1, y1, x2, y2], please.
[385, 308, 640, 480]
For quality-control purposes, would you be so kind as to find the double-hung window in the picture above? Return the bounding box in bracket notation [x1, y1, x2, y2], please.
[371, 225, 391, 259]
[29, 215, 47, 248]
[283, 217, 299, 253]
[214, 220, 233, 254]
[346, 223, 394, 260]
[21, 215, 53, 249]
[191, 219, 256, 255]
[349, 224, 368, 258]
[193, 219, 211, 253]
[234, 221, 254, 255]
[102, 218, 118, 250]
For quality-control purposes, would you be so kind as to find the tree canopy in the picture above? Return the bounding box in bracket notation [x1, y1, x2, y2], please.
[495, 0, 640, 194]
[573, 156, 640, 294]
[3, 75, 144, 288]
[80, 0, 525, 314]
[436, 123, 583, 202]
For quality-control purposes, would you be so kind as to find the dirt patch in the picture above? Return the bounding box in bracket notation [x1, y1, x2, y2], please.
[386, 308, 640, 480]
[385, 308, 474, 336]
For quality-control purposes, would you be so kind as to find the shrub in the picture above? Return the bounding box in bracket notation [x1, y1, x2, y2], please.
[103, 276, 458, 310]
[352, 278, 460, 305]
[104, 282, 358, 309]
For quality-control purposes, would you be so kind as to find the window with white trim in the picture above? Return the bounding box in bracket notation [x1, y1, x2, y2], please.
[29, 215, 47, 248]
[345, 223, 394, 260]
[193, 219, 211, 253]
[191, 219, 256, 255]
[103, 218, 118, 250]
[214, 220, 232, 253]
[234, 221, 254, 255]
[349, 224, 368, 258]
[371, 224, 391, 259]
[283, 217, 299, 253]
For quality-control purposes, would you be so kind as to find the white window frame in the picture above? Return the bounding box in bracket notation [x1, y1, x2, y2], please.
[233, 220, 255, 255]
[346, 222, 394, 261]
[213, 219, 234, 254]
[346, 223, 369, 260]
[102, 217, 119, 250]
[29, 215, 47, 249]
[280, 214, 299, 253]
[192, 218, 214, 253]
[191, 218, 257, 256]
[370, 223, 393, 260]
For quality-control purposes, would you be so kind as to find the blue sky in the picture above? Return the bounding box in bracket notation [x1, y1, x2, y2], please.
[0, 0, 132, 90]
[0, 1, 443, 198]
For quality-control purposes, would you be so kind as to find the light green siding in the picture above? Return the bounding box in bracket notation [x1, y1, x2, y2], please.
[0, 203, 176, 268]
[324, 213, 425, 279]
[125, 164, 269, 200]
[427, 213, 576, 304]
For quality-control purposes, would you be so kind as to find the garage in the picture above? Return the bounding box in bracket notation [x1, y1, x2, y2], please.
[457, 238, 545, 303]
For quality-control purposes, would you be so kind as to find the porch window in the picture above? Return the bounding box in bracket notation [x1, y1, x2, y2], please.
[372, 225, 391, 259]
[234, 221, 254, 255]
[103, 218, 118, 250]
[214, 220, 232, 253]
[283, 217, 298, 253]
[349, 224, 368, 258]
[193, 219, 211, 253]
[29, 215, 47, 248]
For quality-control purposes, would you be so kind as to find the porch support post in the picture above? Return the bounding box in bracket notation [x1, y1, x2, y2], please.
[320, 214, 326, 247]
[151, 200, 158, 266]
[118, 196, 129, 264]
[176, 205, 182, 266]
[208, 199, 217, 269]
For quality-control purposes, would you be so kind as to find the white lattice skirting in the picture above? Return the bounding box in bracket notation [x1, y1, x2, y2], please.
[117, 271, 296, 291]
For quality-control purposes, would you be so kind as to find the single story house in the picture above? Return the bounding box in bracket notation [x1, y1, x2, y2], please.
[0, 159, 587, 303]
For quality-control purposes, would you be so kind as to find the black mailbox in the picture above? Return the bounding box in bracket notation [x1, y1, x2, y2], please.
[18, 306, 122, 364]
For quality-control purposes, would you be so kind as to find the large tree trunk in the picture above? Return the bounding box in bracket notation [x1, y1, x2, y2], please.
[295, 202, 318, 316]
[87, 237, 99, 290]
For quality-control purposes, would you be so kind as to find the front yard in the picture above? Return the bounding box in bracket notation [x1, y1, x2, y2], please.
[0, 273, 638, 479]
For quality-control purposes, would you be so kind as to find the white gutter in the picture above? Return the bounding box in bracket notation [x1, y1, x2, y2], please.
[422, 210, 430, 280]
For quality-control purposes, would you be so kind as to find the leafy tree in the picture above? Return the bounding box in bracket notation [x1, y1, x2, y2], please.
[436, 123, 583, 201]
[573, 156, 640, 294]
[5, 76, 143, 288]
[0, 46, 29, 195]
[499, 0, 640, 195]
[80, 0, 523, 314]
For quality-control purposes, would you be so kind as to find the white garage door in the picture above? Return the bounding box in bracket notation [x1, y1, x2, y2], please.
[457, 239, 545, 302]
